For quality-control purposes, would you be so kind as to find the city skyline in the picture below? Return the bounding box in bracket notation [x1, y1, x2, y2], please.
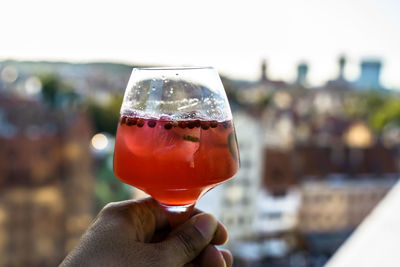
[1, 0, 400, 89]
[1, 46, 400, 266]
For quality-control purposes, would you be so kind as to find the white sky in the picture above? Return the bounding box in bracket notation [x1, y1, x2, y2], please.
[1, 0, 399, 88]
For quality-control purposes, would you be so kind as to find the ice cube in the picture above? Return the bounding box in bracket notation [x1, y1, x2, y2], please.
[155, 124, 201, 163]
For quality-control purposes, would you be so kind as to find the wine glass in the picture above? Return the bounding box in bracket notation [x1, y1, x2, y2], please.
[113, 67, 239, 226]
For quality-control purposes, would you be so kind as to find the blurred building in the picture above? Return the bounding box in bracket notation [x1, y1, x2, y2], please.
[325, 56, 352, 90]
[221, 57, 400, 266]
[355, 60, 383, 90]
[0, 95, 94, 267]
[236, 60, 290, 106]
[299, 178, 395, 233]
[295, 62, 309, 87]
[263, 149, 296, 194]
[298, 177, 396, 257]
[220, 112, 263, 242]
[0, 60, 132, 97]
[256, 189, 301, 235]
[263, 144, 398, 195]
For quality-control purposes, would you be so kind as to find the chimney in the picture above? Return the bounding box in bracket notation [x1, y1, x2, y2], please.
[261, 59, 267, 81]
[338, 55, 346, 80]
[296, 62, 308, 86]
[356, 60, 382, 89]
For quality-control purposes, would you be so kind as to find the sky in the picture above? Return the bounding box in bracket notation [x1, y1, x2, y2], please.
[1, 0, 400, 88]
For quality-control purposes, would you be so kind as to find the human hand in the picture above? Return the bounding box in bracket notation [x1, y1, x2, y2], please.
[60, 198, 233, 267]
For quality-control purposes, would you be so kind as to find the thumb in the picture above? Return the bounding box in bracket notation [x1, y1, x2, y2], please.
[159, 213, 218, 266]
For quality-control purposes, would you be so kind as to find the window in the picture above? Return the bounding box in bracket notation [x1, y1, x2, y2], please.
[267, 212, 282, 220]
[224, 217, 234, 226]
[40, 145, 50, 159]
[241, 197, 250, 206]
[242, 178, 251, 187]
[7, 146, 17, 160]
[241, 160, 251, 169]
[223, 198, 232, 207]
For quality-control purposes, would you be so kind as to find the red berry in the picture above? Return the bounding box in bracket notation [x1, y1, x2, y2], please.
[178, 121, 187, 128]
[127, 118, 137, 126]
[187, 121, 195, 129]
[201, 121, 210, 130]
[164, 122, 173, 129]
[194, 120, 201, 128]
[210, 121, 218, 128]
[137, 119, 144, 127]
[120, 117, 127, 125]
[148, 120, 156, 128]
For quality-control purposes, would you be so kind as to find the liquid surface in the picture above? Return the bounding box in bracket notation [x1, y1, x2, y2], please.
[113, 116, 239, 206]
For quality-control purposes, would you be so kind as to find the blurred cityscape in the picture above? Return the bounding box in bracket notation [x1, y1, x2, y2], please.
[0, 57, 399, 267]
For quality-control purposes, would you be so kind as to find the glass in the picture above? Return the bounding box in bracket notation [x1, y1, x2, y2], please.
[113, 67, 240, 225]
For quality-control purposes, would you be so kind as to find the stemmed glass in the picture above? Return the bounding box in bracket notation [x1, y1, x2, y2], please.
[113, 67, 239, 225]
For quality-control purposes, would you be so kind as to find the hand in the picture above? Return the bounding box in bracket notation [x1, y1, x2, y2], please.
[60, 198, 233, 267]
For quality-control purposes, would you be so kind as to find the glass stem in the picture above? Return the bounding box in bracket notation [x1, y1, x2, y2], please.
[158, 202, 195, 228]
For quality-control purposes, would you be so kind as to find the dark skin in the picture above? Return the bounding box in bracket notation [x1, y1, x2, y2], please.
[60, 198, 233, 267]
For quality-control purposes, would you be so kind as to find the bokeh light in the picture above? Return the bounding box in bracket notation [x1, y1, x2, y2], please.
[1, 66, 18, 83]
[91, 133, 109, 151]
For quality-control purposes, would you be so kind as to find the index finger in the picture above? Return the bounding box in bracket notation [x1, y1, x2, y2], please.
[129, 197, 171, 231]
[102, 198, 169, 234]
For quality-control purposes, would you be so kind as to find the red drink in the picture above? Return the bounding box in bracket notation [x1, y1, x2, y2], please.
[113, 115, 239, 206]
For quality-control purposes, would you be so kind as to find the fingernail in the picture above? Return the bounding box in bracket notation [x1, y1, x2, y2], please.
[194, 214, 217, 239]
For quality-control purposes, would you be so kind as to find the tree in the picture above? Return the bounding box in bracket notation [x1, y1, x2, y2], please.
[87, 94, 123, 134]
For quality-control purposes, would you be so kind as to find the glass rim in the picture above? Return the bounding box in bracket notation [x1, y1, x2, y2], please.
[133, 66, 215, 71]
